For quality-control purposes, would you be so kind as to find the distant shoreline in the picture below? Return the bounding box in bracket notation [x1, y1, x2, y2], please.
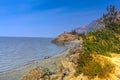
[0, 36, 54, 39]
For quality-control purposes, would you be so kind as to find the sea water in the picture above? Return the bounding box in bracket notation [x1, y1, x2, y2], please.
[0, 37, 66, 72]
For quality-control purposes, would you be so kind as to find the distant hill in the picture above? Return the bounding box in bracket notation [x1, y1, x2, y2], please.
[75, 10, 120, 34]
[75, 19, 101, 34]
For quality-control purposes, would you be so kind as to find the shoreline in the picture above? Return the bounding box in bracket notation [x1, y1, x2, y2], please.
[0, 41, 81, 80]
[0, 48, 70, 80]
[0, 47, 68, 73]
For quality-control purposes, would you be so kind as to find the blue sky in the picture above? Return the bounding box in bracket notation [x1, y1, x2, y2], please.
[0, 0, 120, 37]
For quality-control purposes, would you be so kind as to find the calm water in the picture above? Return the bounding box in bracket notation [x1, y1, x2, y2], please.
[0, 37, 66, 72]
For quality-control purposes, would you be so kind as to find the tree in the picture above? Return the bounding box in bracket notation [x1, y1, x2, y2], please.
[70, 30, 77, 35]
[107, 5, 116, 16]
[102, 5, 118, 30]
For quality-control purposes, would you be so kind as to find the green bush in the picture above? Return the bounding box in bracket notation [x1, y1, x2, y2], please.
[82, 29, 120, 55]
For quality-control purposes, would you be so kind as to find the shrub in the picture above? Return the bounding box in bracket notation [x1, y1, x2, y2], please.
[70, 30, 77, 35]
[83, 29, 120, 55]
[75, 54, 115, 79]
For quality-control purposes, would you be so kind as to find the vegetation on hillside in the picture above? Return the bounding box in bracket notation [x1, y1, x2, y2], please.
[83, 29, 120, 55]
[82, 5, 120, 55]
[74, 5, 120, 79]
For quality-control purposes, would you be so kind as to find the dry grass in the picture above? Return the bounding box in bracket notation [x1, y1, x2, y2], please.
[75, 53, 115, 79]
[21, 68, 41, 80]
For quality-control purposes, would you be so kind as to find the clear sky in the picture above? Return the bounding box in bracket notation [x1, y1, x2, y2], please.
[0, 0, 120, 38]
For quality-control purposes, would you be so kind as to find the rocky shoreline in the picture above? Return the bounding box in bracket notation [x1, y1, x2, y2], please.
[0, 41, 81, 80]
[0, 49, 69, 80]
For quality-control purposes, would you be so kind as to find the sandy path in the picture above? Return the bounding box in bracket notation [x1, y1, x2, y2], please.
[111, 54, 120, 79]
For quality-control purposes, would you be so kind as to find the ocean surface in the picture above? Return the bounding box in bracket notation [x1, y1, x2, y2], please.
[0, 37, 66, 72]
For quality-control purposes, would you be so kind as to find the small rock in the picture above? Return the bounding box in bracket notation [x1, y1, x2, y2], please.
[44, 56, 51, 59]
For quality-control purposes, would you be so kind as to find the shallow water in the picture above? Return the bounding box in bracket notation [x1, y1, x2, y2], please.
[0, 37, 66, 72]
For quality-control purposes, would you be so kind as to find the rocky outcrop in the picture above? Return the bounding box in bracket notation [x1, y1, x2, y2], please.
[21, 67, 53, 80]
[52, 33, 77, 45]
[52, 33, 83, 49]
[20, 53, 81, 80]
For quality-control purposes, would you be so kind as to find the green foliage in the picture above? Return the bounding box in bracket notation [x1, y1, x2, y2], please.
[75, 54, 115, 79]
[70, 30, 77, 35]
[106, 5, 116, 15]
[102, 5, 120, 34]
[103, 5, 117, 28]
[112, 21, 120, 34]
[83, 29, 120, 55]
